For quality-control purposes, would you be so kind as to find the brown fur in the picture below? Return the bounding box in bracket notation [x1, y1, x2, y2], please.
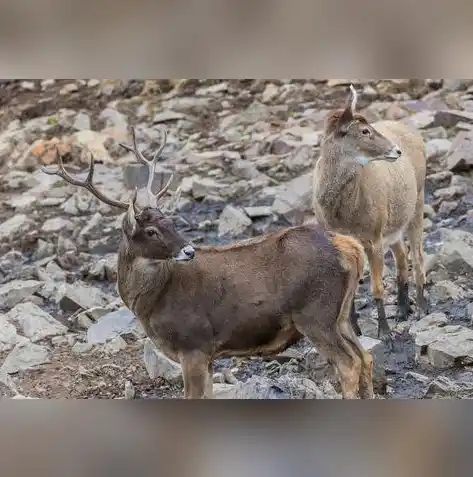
[42, 131, 375, 399]
[313, 85, 428, 340]
[117, 222, 373, 399]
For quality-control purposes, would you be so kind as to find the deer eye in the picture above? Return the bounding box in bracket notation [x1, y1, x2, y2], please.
[145, 228, 158, 237]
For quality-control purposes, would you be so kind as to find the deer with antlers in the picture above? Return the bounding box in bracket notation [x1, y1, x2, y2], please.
[42, 127, 375, 399]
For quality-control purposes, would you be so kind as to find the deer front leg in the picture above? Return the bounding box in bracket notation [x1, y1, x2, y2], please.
[390, 240, 414, 321]
[364, 241, 392, 345]
[179, 351, 210, 399]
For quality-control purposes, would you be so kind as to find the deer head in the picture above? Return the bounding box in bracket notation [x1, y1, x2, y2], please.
[41, 127, 195, 263]
[323, 84, 402, 165]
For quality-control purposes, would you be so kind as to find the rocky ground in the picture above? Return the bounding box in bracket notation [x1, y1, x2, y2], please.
[2, 79, 473, 399]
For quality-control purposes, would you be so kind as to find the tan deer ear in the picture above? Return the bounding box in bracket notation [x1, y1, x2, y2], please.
[348, 84, 358, 114]
[125, 188, 138, 237]
[336, 84, 357, 132]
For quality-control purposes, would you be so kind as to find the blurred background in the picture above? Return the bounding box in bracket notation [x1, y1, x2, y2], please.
[0, 0, 472, 75]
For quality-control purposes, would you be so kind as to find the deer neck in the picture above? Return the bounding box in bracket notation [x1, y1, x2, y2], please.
[316, 142, 364, 215]
[117, 238, 173, 315]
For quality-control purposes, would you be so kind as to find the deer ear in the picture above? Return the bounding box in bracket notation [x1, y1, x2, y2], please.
[124, 188, 138, 237]
[336, 85, 357, 133]
[348, 84, 358, 114]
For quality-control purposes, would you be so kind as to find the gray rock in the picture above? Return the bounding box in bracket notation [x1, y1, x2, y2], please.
[153, 111, 186, 123]
[71, 130, 111, 163]
[39, 261, 67, 282]
[73, 111, 91, 131]
[243, 206, 273, 218]
[99, 107, 128, 131]
[436, 229, 473, 276]
[57, 282, 111, 313]
[0, 315, 27, 352]
[433, 184, 467, 200]
[0, 214, 34, 240]
[6, 302, 68, 342]
[59, 83, 79, 95]
[213, 383, 239, 399]
[425, 138, 452, 160]
[218, 205, 252, 237]
[122, 163, 174, 192]
[61, 190, 97, 215]
[434, 109, 473, 129]
[86, 254, 118, 281]
[41, 217, 74, 233]
[446, 130, 473, 171]
[124, 380, 135, 399]
[424, 376, 462, 399]
[284, 146, 314, 173]
[404, 111, 435, 130]
[261, 83, 279, 103]
[358, 335, 386, 393]
[426, 170, 453, 187]
[409, 312, 449, 337]
[231, 375, 288, 399]
[0, 280, 43, 308]
[143, 338, 182, 384]
[275, 375, 325, 399]
[0, 369, 18, 397]
[102, 336, 128, 354]
[430, 280, 465, 302]
[87, 308, 145, 344]
[191, 177, 227, 200]
[271, 172, 312, 223]
[410, 314, 473, 369]
[1, 341, 50, 374]
[438, 200, 458, 216]
[71, 342, 93, 354]
[426, 326, 473, 368]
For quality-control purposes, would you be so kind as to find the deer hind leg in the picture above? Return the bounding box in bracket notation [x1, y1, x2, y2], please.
[179, 351, 211, 399]
[407, 190, 429, 319]
[205, 362, 214, 399]
[390, 240, 414, 321]
[350, 299, 363, 337]
[339, 319, 374, 398]
[364, 241, 391, 341]
[303, 329, 362, 399]
[295, 312, 363, 398]
[338, 274, 374, 399]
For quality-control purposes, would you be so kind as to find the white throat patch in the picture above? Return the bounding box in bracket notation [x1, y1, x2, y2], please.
[356, 155, 369, 166]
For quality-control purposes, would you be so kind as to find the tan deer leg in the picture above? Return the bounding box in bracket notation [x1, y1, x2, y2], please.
[180, 351, 210, 399]
[408, 191, 429, 319]
[339, 319, 374, 399]
[364, 241, 392, 344]
[390, 240, 413, 321]
[204, 362, 214, 399]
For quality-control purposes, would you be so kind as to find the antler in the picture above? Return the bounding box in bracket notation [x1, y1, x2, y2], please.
[41, 149, 129, 210]
[119, 127, 174, 207]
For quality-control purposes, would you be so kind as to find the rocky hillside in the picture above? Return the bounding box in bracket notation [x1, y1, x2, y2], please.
[1, 78, 473, 399]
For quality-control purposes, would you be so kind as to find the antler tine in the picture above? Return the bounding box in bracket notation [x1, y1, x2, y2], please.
[118, 126, 173, 206]
[151, 127, 168, 162]
[155, 173, 174, 202]
[41, 148, 129, 210]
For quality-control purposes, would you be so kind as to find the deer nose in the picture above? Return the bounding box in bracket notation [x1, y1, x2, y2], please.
[182, 245, 195, 259]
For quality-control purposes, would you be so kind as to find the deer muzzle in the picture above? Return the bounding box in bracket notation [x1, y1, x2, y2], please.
[174, 245, 195, 262]
[384, 145, 402, 161]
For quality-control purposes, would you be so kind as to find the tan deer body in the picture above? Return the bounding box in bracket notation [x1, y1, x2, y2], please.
[312, 85, 428, 341]
[42, 127, 374, 399]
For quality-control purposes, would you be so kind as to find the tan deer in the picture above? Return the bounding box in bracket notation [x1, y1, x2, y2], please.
[312, 84, 428, 343]
[42, 127, 374, 399]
